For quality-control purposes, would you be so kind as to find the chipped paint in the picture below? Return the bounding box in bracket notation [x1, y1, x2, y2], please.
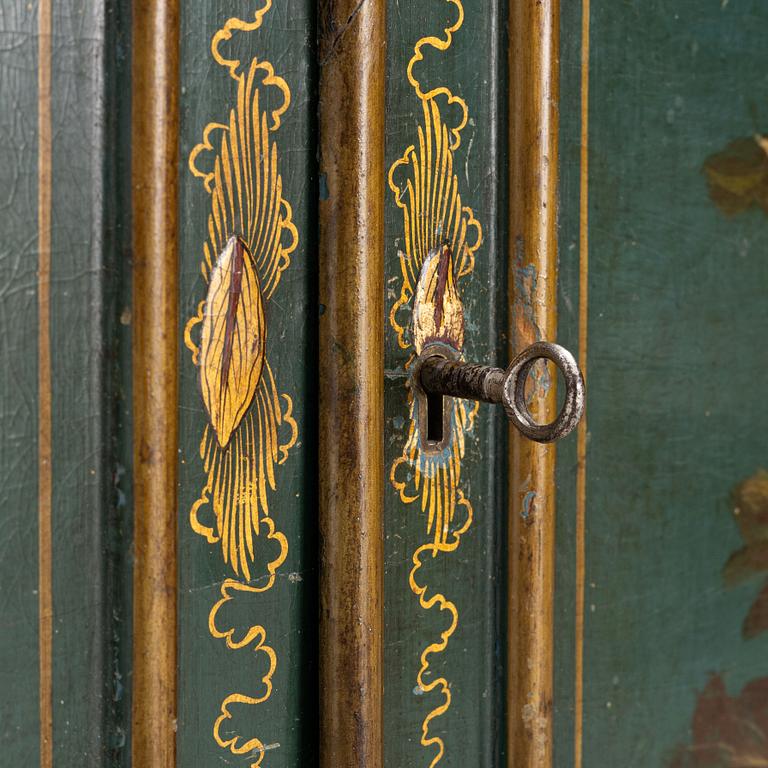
[703, 134, 768, 216]
[521, 490, 537, 521]
[511, 238, 553, 405]
[512, 236, 543, 345]
[723, 469, 768, 639]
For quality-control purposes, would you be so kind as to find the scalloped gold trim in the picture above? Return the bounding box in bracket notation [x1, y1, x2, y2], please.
[387, 2, 483, 764]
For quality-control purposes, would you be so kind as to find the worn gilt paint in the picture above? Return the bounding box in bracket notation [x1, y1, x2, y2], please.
[37, 1, 53, 763]
[506, 2, 560, 765]
[132, 0, 179, 764]
[184, 3, 298, 763]
[388, 1, 483, 763]
[317, 0, 386, 764]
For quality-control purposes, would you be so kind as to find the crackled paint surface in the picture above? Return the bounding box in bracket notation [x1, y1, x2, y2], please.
[555, 2, 768, 766]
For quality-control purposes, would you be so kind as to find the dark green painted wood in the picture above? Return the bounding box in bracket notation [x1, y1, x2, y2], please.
[50, 2, 133, 764]
[4, 2, 767, 766]
[553, 3, 582, 762]
[176, 2, 316, 765]
[383, 1, 507, 766]
[0, 1, 132, 765]
[556, 2, 768, 766]
[0, 4, 42, 762]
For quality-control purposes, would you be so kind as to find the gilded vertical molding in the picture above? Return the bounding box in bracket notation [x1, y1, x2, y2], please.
[37, 1, 53, 764]
[574, 1, 591, 766]
[131, 0, 179, 765]
[318, 1, 386, 765]
[507, 1, 560, 766]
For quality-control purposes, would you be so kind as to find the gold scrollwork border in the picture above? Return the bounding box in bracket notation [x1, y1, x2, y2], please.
[184, 2, 298, 765]
[388, 1, 483, 765]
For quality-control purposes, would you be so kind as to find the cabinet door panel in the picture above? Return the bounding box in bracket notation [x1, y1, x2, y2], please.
[177, 3, 316, 765]
[556, 2, 768, 766]
[382, 1, 508, 766]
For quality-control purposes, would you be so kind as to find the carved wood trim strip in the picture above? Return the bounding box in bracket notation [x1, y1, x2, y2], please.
[318, 1, 387, 765]
[507, 1, 561, 765]
[131, 1, 179, 765]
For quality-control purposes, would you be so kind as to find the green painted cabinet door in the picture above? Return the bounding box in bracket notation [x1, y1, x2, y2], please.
[2, 1, 768, 767]
[555, 3, 768, 767]
[382, 1, 507, 766]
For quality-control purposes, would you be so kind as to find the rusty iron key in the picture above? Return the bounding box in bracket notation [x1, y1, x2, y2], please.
[413, 341, 585, 444]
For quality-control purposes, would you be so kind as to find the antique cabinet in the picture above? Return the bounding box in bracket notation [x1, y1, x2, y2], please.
[1, 1, 767, 767]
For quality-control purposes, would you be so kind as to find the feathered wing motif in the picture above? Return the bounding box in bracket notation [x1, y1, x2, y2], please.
[389, 94, 481, 545]
[186, 55, 298, 584]
[389, 92, 482, 550]
[390, 98, 479, 354]
[388, 2, 483, 765]
[184, 7, 298, 766]
[200, 235, 266, 449]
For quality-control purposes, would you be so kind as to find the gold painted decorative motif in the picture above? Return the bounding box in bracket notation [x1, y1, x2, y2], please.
[184, 3, 297, 765]
[412, 243, 465, 355]
[388, 2, 482, 765]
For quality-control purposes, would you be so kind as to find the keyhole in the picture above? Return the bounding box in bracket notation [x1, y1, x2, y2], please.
[412, 345, 457, 455]
[426, 390, 444, 444]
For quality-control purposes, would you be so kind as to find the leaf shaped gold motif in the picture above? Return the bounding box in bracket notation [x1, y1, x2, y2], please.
[200, 235, 266, 448]
[413, 244, 464, 354]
